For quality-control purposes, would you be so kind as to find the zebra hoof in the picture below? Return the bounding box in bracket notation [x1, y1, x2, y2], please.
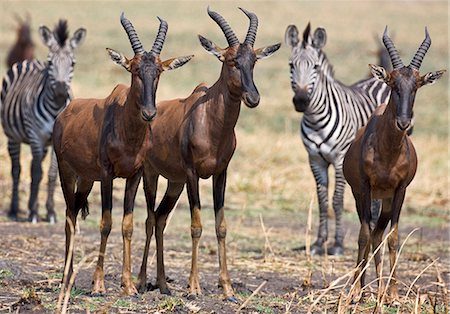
[310, 245, 324, 256]
[328, 245, 344, 256]
[7, 211, 18, 221]
[29, 213, 38, 224]
[48, 214, 57, 224]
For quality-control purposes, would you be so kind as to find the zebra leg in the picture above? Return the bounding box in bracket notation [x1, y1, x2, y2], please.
[7, 140, 21, 221]
[309, 156, 330, 256]
[329, 161, 345, 256]
[46, 149, 58, 224]
[28, 141, 45, 223]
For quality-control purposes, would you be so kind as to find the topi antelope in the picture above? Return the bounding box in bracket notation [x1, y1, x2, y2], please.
[343, 27, 445, 301]
[53, 13, 193, 295]
[136, 7, 280, 300]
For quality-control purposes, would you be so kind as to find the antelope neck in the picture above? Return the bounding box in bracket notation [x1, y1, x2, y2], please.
[209, 74, 242, 130]
[120, 85, 150, 144]
[378, 99, 407, 153]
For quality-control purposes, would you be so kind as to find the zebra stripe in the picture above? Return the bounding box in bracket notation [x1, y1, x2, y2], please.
[287, 25, 390, 255]
[0, 20, 85, 223]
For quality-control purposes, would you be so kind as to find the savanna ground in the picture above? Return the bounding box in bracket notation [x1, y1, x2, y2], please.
[0, 1, 448, 313]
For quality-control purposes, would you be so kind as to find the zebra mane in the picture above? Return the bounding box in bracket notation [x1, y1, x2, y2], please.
[54, 19, 69, 47]
[317, 50, 335, 79]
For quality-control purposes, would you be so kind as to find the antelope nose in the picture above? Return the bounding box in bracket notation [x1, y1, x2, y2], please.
[141, 109, 156, 122]
[243, 92, 260, 108]
[396, 118, 410, 131]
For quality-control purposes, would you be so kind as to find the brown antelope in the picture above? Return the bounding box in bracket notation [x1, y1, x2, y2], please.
[53, 13, 193, 295]
[343, 27, 445, 300]
[6, 13, 35, 68]
[136, 7, 280, 300]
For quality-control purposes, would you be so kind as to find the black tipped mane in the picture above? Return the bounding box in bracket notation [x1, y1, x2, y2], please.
[54, 19, 69, 47]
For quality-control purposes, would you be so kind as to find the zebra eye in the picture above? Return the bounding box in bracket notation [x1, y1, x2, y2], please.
[314, 64, 320, 70]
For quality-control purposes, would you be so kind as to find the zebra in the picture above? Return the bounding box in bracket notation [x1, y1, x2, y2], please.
[285, 23, 391, 256]
[1, 20, 86, 223]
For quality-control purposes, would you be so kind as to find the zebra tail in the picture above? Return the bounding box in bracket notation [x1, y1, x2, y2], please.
[74, 191, 89, 220]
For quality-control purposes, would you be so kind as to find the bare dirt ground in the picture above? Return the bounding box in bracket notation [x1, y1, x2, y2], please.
[0, 201, 448, 313]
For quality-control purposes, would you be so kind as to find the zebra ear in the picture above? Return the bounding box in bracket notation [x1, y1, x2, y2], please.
[198, 35, 226, 62]
[369, 64, 389, 82]
[285, 25, 299, 48]
[39, 25, 57, 49]
[106, 48, 131, 72]
[312, 28, 326, 49]
[70, 28, 87, 49]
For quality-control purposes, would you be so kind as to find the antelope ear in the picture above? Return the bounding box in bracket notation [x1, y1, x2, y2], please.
[285, 25, 299, 48]
[312, 27, 327, 49]
[255, 43, 281, 60]
[420, 70, 446, 86]
[198, 35, 226, 62]
[106, 48, 131, 71]
[39, 25, 57, 48]
[70, 28, 87, 49]
[369, 64, 389, 82]
[162, 55, 194, 71]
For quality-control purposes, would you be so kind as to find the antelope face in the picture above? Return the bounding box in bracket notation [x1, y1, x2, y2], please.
[39, 20, 86, 102]
[199, 7, 280, 109]
[107, 13, 193, 123]
[285, 23, 327, 113]
[370, 26, 446, 132]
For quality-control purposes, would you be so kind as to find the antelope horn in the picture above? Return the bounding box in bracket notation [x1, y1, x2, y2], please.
[382, 26, 403, 69]
[207, 6, 239, 47]
[409, 27, 431, 70]
[150, 17, 168, 55]
[239, 7, 258, 46]
[120, 12, 144, 55]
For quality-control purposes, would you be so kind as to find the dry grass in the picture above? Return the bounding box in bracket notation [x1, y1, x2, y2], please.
[0, 0, 448, 313]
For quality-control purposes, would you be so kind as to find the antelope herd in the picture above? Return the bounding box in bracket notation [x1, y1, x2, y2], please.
[0, 6, 446, 305]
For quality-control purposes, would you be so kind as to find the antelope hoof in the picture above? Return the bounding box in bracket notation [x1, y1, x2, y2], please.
[122, 282, 138, 296]
[92, 278, 106, 295]
[224, 295, 238, 303]
[136, 280, 147, 293]
[310, 244, 324, 256]
[328, 245, 344, 256]
[188, 280, 202, 296]
[160, 286, 172, 295]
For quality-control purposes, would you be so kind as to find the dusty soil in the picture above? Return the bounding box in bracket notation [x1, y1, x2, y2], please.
[0, 204, 448, 313]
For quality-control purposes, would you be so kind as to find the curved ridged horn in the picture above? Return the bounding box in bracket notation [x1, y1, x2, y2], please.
[239, 7, 258, 46]
[207, 6, 239, 47]
[409, 27, 431, 70]
[150, 17, 168, 55]
[382, 26, 403, 69]
[120, 12, 144, 55]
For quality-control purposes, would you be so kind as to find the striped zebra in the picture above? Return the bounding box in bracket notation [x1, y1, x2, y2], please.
[285, 23, 391, 256]
[1, 20, 86, 223]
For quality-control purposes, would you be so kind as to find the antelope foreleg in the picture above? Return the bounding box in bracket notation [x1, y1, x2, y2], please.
[213, 170, 235, 300]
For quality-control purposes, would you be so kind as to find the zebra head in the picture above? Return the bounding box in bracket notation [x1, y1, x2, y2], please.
[39, 20, 86, 103]
[370, 27, 445, 131]
[285, 23, 328, 112]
